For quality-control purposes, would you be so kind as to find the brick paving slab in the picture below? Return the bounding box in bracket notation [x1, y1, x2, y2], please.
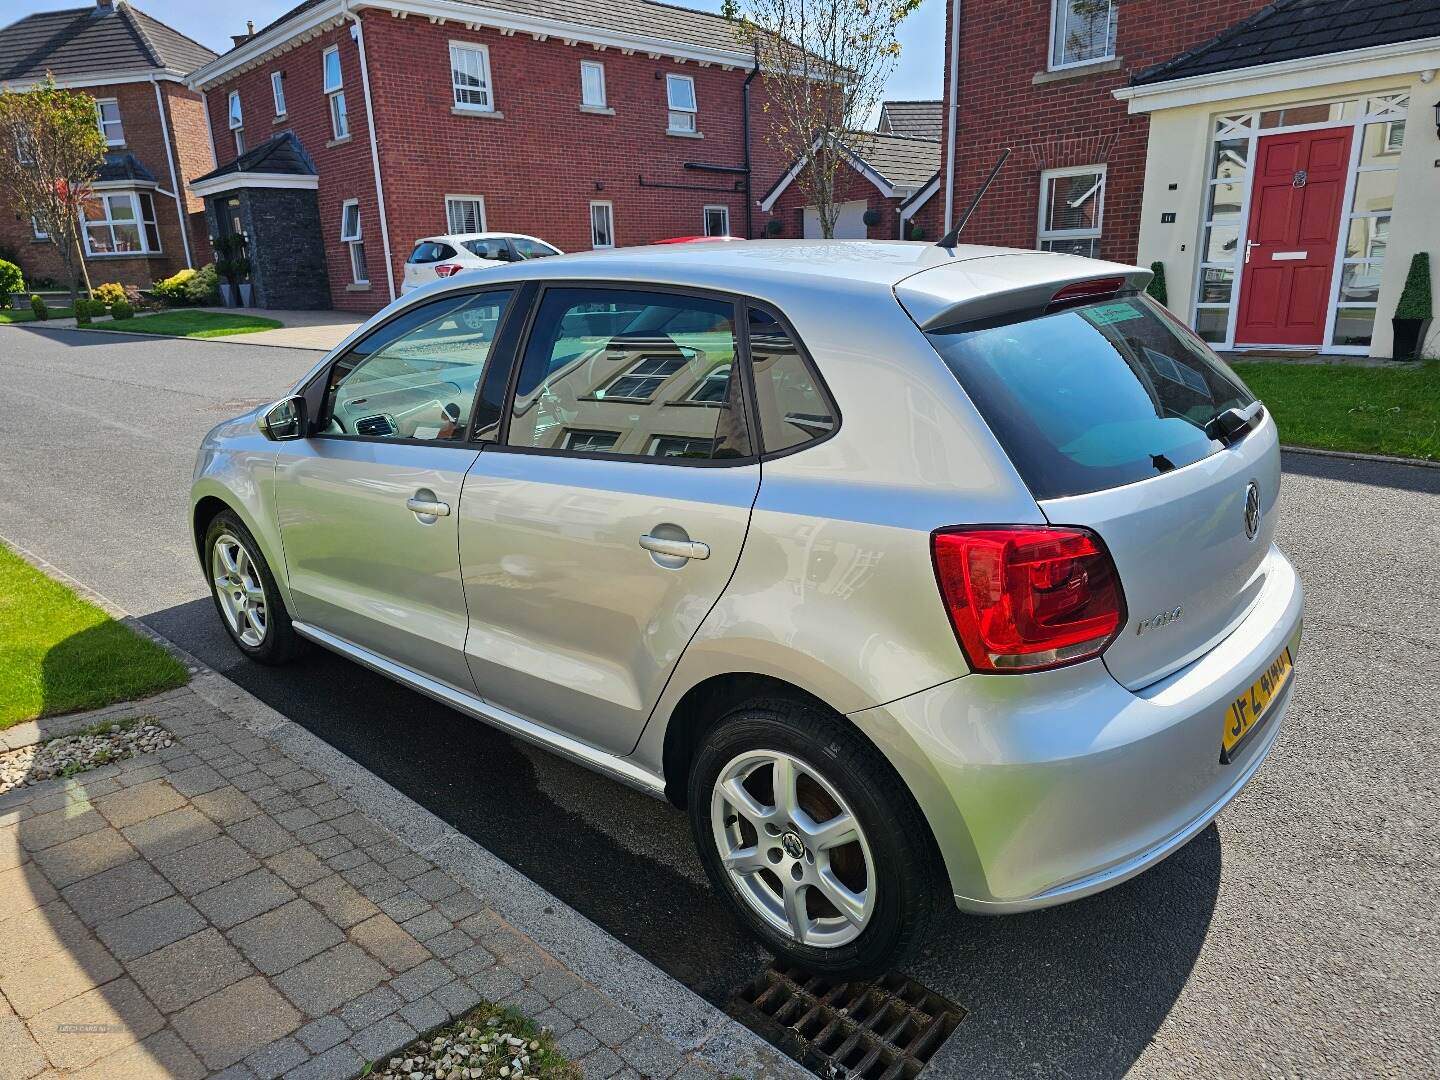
[0, 683, 803, 1080]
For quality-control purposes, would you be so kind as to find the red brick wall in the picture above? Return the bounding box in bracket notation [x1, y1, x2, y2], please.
[0, 78, 211, 293]
[938, 0, 1270, 263]
[202, 11, 792, 312]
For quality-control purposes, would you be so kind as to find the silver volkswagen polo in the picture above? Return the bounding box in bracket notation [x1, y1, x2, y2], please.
[192, 240, 1303, 977]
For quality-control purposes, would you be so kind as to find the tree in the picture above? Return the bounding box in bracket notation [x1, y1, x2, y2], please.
[723, 0, 920, 238]
[0, 76, 107, 303]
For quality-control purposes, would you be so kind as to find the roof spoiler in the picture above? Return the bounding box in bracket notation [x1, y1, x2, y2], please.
[899, 264, 1154, 334]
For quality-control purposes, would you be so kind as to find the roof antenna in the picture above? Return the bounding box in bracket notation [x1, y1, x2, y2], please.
[935, 147, 1010, 250]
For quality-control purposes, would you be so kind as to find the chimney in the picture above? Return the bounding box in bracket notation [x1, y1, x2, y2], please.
[231, 20, 256, 47]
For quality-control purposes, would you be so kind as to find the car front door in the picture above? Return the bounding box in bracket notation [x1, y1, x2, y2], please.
[272, 288, 520, 690]
[458, 285, 760, 755]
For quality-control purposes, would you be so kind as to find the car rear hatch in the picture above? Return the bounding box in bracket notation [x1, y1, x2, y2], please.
[899, 254, 1279, 690]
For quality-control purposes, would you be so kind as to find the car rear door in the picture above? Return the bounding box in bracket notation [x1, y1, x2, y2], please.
[457, 284, 760, 755]
[272, 288, 520, 690]
[403, 242, 454, 291]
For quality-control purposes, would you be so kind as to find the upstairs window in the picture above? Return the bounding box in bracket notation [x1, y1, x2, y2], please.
[1050, 0, 1117, 70]
[271, 71, 287, 117]
[227, 91, 242, 131]
[340, 200, 367, 285]
[95, 98, 125, 145]
[323, 46, 349, 139]
[14, 126, 35, 165]
[1037, 166, 1104, 258]
[451, 42, 493, 111]
[580, 60, 606, 108]
[666, 74, 696, 133]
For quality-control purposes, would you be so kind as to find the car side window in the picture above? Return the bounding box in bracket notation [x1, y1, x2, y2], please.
[320, 290, 513, 442]
[746, 306, 837, 455]
[464, 238, 510, 261]
[512, 239, 558, 259]
[505, 287, 752, 461]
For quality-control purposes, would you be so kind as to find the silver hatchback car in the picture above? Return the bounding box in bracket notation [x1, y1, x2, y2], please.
[192, 240, 1303, 977]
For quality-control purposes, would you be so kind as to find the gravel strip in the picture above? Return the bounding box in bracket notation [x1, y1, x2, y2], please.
[372, 1002, 579, 1080]
[0, 717, 173, 792]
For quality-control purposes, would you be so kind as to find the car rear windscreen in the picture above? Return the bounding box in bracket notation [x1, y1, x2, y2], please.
[925, 294, 1256, 500]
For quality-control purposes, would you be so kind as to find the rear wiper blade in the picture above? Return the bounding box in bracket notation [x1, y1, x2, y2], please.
[1204, 401, 1266, 446]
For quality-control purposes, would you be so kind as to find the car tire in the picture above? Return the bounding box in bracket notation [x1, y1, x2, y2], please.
[204, 510, 304, 665]
[688, 698, 944, 979]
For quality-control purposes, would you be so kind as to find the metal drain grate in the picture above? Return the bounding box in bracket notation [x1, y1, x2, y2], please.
[727, 963, 964, 1080]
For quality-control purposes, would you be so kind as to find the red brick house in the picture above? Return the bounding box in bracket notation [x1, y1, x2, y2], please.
[0, 0, 217, 292]
[934, 0, 1272, 264]
[186, 0, 796, 313]
[760, 131, 942, 240]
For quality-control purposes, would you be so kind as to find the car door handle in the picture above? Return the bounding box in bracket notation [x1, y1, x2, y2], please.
[639, 534, 710, 561]
[406, 496, 451, 517]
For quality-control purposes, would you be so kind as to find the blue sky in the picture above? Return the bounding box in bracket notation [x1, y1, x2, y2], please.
[8, 0, 944, 107]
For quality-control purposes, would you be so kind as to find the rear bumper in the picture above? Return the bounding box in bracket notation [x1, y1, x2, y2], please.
[857, 544, 1303, 911]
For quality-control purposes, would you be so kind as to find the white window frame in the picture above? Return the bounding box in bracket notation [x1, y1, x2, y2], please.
[323, 46, 349, 139]
[234, 129, 246, 156]
[703, 205, 729, 237]
[31, 215, 48, 240]
[666, 73, 697, 133]
[589, 200, 614, 249]
[80, 190, 161, 256]
[227, 91, 243, 131]
[450, 41, 494, 112]
[1048, 0, 1117, 71]
[580, 60, 607, 108]
[94, 97, 125, 146]
[14, 127, 34, 165]
[445, 195, 487, 234]
[339, 199, 368, 284]
[1036, 164, 1105, 256]
[271, 71, 287, 117]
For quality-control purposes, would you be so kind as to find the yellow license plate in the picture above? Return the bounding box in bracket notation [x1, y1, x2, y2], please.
[1221, 648, 1293, 761]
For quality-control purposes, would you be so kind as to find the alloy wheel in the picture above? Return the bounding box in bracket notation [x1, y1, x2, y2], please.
[711, 749, 875, 948]
[211, 532, 268, 647]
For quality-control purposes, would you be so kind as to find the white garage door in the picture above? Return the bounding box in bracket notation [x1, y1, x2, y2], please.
[802, 199, 869, 239]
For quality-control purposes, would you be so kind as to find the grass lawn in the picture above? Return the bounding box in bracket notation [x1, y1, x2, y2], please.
[0, 307, 74, 323]
[112, 310, 283, 338]
[0, 544, 189, 730]
[1232, 360, 1440, 462]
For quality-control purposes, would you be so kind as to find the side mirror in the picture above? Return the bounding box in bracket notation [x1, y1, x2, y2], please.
[259, 395, 307, 441]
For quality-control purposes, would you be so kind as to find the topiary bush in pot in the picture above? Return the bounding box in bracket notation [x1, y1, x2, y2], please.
[1147, 261, 1168, 307]
[1393, 253, 1432, 361]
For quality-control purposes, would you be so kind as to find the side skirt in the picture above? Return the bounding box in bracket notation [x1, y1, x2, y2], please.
[291, 621, 669, 798]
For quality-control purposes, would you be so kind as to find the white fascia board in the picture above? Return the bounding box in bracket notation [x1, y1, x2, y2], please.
[898, 174, 940, 214]
[3, 69, 187, 92]
[93, 179, 160, 191]
[759, 138, 896, 212]
[188, 172, 320, 197]
[190, 0, 756, 89]
[1115, 36, 1440, 114]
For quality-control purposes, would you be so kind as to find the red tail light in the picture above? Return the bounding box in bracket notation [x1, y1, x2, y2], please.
[434, 263, 463, 278]
[932, 526, 1125, 673]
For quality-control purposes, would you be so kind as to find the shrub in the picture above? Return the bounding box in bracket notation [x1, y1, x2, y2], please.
[1396, 253, 1432, 321]
[152, 267, 197, 304]
[73, 298, 91, 324]
[0, 259, 23, 308]
[30, 294, 48, 320]
[1147, 261, 1169, 307]
[91, 281, 127, 307]
[110, 298, 134, 320]
[183, 263, 219, 305]
[908, 223, 926, 241]
[764, 218, 784, 236]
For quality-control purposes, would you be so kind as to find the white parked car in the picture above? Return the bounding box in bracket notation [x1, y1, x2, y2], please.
[402, 232, 562, 293]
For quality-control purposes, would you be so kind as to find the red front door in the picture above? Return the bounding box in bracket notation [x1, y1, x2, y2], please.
[1234, 127, 1352, 347]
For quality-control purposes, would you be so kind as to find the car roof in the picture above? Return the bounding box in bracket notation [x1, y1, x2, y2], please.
[427, 239, 1142, 303]
[414, 232, 553, 246]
